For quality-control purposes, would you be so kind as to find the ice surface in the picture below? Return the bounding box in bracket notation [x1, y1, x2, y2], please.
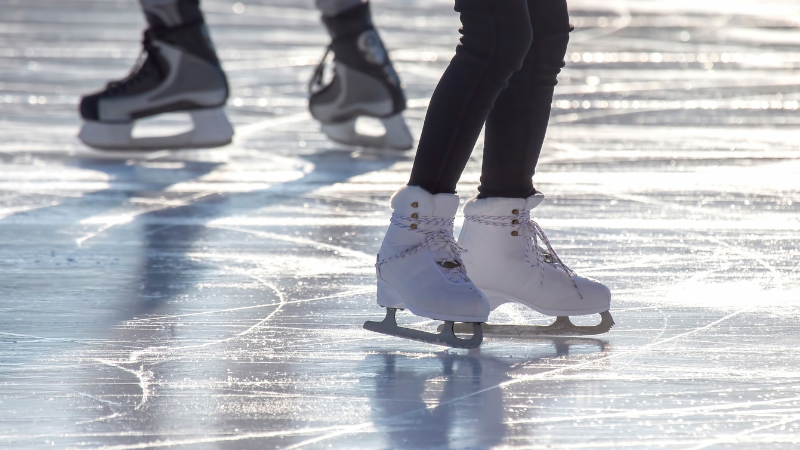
[1, 0, 800, 448]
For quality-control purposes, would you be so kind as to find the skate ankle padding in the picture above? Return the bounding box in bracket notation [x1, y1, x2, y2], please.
[463, 195, 527, 217]
[148, 22, 222, 67]
[525, 192, 546, 210]
[391, 186, 459, 219]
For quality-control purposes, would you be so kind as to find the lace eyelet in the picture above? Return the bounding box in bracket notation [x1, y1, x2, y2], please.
[411, 213, 419, 219]
[512, 209, 519, 215]
[411, 202, 418, 208]
[410, 224, 417, 229]
[512, 219, 519, 225]
[511, 231, 519, 236]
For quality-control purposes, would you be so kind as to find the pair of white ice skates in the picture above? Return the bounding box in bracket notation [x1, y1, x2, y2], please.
[365, 186, 614, 349]
[78, 12, 413, 151]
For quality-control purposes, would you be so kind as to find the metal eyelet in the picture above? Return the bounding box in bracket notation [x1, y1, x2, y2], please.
[411, 213, 419, 219]
[511, 230, 519, 236]
[410, 224, 418, 229]
[512, 219, 519, 225]
[411, 202, 419, 208]
[512, 209, 519, 215]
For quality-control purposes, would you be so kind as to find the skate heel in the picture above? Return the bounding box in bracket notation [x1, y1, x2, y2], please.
[376, 278, 405, 309]
[78, 121, 134, 149]
[188, 107, 234, 147]
[321, 113, 413, 151]
[381, 113, 414, 150]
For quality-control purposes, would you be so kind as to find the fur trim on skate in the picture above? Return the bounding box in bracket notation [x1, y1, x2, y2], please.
[390, 185, 432, 204]
[462, 191, 545, 215]
[390, 185, 459, 218]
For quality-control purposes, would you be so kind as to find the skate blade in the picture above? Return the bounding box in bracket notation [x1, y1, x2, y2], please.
[321, 113, 413, 151]
[364, 308, 483, 349]
[440, 311, 614, 337]
[78, 107, 234, 151]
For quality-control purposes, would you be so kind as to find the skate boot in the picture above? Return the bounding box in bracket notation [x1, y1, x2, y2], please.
[309, 3, 413, 150]
[363, 186, 490, 348]
[453, 193, 614, 336]
[78, 22, 233, 150]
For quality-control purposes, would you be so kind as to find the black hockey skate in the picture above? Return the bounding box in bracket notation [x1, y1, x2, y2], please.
[309, 3, 413, 150]
[79, 22, 233, 150]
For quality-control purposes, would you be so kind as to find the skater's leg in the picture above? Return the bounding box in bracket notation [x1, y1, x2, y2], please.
[137, 0, 221, 65]
[315, 0, 366, 17]
[78, 0, 232, 150]
[478, 0, 571, 199]
[140, 0, 203, 29]
[366, 0, 533, 347]
[309, 1, 412, 149]
[457, 0, 613, 332]
[407, 0, 533, 194]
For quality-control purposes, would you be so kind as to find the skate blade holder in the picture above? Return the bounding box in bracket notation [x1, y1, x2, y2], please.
[78, 107, 234, 151]
[439, 311, 614, 337]
[364, 307, 483, 349]
[321, 113, 413, 151]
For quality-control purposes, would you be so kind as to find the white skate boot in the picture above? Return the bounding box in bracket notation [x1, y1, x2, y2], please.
[363, 186, 490, 348]
[453, 193, 614, 336]
[309, 3, 413, 151]
[78, 24, 233, 150]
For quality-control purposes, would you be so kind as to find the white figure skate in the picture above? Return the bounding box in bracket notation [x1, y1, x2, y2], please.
[450, 193, 614, 337]
[364, 186, 490, 348]
[309, 4, 413, 151]
[78, 24, 233, 150]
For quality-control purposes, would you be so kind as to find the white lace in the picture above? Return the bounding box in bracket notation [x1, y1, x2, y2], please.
[375, 213, 469, 282]
[465, 211, 582, 298]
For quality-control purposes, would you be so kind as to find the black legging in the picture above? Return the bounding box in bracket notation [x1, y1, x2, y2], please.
[408, 0, 571, 198]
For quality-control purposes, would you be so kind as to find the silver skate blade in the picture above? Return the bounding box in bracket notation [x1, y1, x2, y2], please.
[79, 108, 234, 151]
[364, 308, 483, 349]
[441, 311, 614, 337]
[321, 113, 413, 151]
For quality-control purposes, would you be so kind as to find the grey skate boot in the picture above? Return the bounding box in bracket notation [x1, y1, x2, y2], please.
[78, 22, 233, 150]
[309, 3, 413, 150]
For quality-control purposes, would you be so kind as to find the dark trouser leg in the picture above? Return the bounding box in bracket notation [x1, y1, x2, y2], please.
[408, 0, 533, 194]
[138, 0, 221, 66]
[140, 0, 203, 28]
[315, 0, 367, 17]
[478, 0, 571, 199]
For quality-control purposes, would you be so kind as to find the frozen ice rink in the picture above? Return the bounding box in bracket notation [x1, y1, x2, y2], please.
[2, 0, 800, 448]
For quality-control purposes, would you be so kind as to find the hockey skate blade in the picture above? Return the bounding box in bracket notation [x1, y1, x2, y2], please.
[321, 113, 413, 151]
[79, 107, 234, 151]
[440, 311, 614, 337]
[364, 308, 482, 349]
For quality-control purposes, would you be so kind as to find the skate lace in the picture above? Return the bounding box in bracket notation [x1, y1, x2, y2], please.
[465, 212, 582, 298]
[308, 44, 333, 95]
[106, 31, 162, 94]
[375, 213, 469, 283]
